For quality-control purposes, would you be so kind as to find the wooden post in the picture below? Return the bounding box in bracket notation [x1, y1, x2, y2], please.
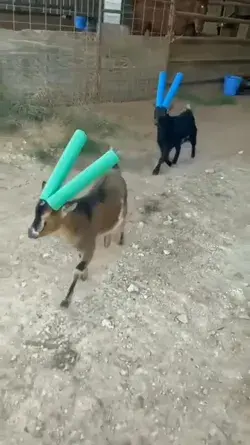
[165, 0, 176, 73]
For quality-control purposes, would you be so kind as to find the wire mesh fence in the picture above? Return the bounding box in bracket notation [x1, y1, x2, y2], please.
[0, 0, 210, 34]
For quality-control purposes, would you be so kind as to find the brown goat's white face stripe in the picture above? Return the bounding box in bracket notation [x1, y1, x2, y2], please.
[28, 200, 50, 239]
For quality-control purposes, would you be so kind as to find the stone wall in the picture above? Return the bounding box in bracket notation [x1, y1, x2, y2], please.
[1, 28, 250, 106]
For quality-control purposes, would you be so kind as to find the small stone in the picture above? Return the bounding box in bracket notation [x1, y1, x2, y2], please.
[176, 314, 188, 324]
[42, 253, 50, 258]
[138, 221, 144, 229]
[163, 250, 170, 255]
[185, 213, 191, 218]
[238, 150, 244, 155]
[168, 239, 174, 245]
[21, 281, 27, 288]
[132, 243, 138, 249]
[101, 319, 114, 329]
[205, 169, 215, 174]
[120, 369, 128, 376]
[127, 284, 139, 293]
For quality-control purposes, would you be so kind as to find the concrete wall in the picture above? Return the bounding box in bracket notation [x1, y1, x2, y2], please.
[0, 29, 99, 105]
[1, 29, 250, 106]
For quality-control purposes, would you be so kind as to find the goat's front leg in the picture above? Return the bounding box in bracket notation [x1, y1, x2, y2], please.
[60, 243, 95, 309]
[153, 154, 172, 175]
[104, 234, 112, 248]
[118, 216, 126, 245]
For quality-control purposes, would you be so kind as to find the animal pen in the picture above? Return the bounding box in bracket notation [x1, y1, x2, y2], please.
[0, 0, 250, 104]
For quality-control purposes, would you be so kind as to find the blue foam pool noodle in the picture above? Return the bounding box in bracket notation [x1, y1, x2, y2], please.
[162, 72, 184, 109]
[156, 71, 167, 107]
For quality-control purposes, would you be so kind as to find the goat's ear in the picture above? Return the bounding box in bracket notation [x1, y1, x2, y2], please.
[41, 180, 46, 190]
[61, 202, 77, 217]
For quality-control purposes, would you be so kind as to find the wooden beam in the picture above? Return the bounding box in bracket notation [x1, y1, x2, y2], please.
[208, 0, 250, 6]
[170, 57, 250, 63]
[176, 10, 250, 25]
[173, 36, 250, 44]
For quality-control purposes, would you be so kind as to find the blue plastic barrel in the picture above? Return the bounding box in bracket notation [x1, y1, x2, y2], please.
[224, 75, 242, 96]
[75, 15, 88, 31]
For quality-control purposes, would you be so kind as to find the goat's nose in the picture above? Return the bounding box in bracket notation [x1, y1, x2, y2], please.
[28, 227, 39, 239]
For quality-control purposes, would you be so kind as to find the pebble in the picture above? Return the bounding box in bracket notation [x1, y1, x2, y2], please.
[101, 319, 114, 329]
[132, 243, 139, 249]
[138, 221, 144, 229]
[163, 250, 170, 255]
[205, 169, 215, 174]
[176, 314, 188, 324]
[127, 284, 139, 293]
[238, 150, 244, 155]
[168, 239, 174, 245]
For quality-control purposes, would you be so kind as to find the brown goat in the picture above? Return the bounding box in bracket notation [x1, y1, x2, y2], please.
[28, 166, 127, 308]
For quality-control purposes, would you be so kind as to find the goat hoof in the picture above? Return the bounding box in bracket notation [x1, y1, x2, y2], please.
[60, 299, 70, 309]
[152, 169, 159, 176]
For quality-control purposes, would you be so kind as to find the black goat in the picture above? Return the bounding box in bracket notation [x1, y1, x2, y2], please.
[152, 104, 197, 175]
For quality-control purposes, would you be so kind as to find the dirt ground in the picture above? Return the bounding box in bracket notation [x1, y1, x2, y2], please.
[1, 99, 250, 445]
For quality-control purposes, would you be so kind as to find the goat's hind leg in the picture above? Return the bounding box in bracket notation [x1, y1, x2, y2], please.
[190, 129, 197, 158]
[172, 144, 181, 165]
[60, 244, 94, 309]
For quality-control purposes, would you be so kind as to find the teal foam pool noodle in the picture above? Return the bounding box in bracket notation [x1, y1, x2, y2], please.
[46, 149, 120, 210]
[40, 129, 88, 200]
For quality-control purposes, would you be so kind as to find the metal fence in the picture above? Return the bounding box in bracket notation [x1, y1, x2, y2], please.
[1, 0, 250, 106]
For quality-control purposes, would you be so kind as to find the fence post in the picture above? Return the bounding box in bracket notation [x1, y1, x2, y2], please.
[96, 0, 103, 102]
[165, 0, 176, 73]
